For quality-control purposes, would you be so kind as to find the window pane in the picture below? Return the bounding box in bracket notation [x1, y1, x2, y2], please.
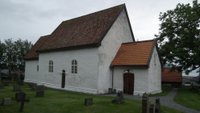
[71, 60, 78, 74]
[49, 60, 53, 72]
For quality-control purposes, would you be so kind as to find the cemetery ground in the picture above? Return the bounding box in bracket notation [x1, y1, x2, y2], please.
[150, 84, 200, 112]
[174, 87, 200, 111]
[150, 84, 173, 96]
[0, 83, 183, 113]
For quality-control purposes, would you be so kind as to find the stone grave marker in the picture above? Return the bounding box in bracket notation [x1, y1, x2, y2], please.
[1, 97, 13, 105]
[27, 82, 37, 91]
[112, 91, 124, 104]
[35, 85, 45, 97]
[142, 93, 149, 113]
[149, 103, 155, 113]
[155, 98, 160, 113]
[15, 92, 29, 112]
[84, 98, 93, 106]
[108, 88, 117, 94]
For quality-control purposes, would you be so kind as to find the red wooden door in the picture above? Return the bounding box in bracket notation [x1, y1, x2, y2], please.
[123, 73, 134, 95]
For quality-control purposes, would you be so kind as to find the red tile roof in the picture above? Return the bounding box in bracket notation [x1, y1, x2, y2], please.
[37, 4, 132, 52]
[24, 35, 49, 60]
[25, 4, 135, 60]
[111, 40, 156, 67]
[162, 68, 182, 83]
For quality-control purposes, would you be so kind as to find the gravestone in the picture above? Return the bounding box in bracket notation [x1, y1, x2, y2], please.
[13, 84, 21, 92]
[108, 88, 117, 94]
[84, 98, 93, 106]
[15, 92, 27, 112]
[108, 88, 112, 94]
[27, 82, 37, 91]
[155, 98, 160, 113]
[2, 97, 12, 105]
[35, 85, 45, 97]
[149, 104, 155, 113]
[112, 91, 124, 104]
[142, 93, 149, 113]
[16, 92, 24, 102]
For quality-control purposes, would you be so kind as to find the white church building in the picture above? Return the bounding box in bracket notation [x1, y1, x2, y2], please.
[25, 4, 161, 95]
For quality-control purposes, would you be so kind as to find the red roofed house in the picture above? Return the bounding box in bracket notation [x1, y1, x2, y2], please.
[25, 4, 161, 95]
[162, 68, 182, 85]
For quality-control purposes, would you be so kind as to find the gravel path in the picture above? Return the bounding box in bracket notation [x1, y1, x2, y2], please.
[157, 88, 200, 113]
[124, 88, 200, 113]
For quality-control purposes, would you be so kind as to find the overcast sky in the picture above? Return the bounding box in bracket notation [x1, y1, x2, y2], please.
[0, 0, 192, 43]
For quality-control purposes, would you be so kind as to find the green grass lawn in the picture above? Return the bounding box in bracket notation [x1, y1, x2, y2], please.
[174, 87, 200, 111]
[0, 83, 183, 113]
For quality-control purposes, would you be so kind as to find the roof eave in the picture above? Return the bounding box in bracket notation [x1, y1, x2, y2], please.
[111, 64, 149, 68]
[24, 57, 39, 61]
[123, 4, 135, 41]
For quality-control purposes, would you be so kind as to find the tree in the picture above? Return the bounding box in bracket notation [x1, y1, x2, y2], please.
[13, 39, 32, 71]
[0, 41, 6, 69]
[156, 0, 200, 74]
[0, 38, 32, 72]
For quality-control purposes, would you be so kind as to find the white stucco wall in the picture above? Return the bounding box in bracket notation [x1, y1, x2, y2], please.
[25, 60, 40, 83]
[147, 47, 162, 94]
[38, 48, 99, 94]
[113, 67, 148, 96]
[97, 9, 134, 93]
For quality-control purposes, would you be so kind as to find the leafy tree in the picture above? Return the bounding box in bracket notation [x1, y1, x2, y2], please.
[0, 38, 32, 73]
[156, 0, 200, 74]
[13, 39, 32, 71]
[0, 41, 6, 69]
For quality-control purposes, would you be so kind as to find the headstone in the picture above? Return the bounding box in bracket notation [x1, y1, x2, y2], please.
[13, 84, 21, 92]
[15, 92, 26, 112]
[36, 85, 45, 97]
[108, 88, 117, 94]
[27, 82, 37, 90]
[142, 93, 149, 113]
[108, 88, 113, 94]
[84, 98, 93, 106]
[112, 91, 124, 104]
[2, 97, 12, 105]
[155, 98, 160, 113]
[149, 104, 155, 113]
[113, 89, 117, 94]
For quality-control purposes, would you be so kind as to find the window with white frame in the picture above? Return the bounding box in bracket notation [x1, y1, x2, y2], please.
[49, 60, 53, 72]
[71, 60, 78, 74]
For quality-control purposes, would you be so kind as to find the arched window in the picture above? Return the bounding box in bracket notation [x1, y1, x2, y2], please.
[49, 60, 53, 72]
[71, 60, 78, 74]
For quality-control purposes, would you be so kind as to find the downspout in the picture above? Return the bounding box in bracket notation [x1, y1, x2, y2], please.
[111, 67, 114, 89]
